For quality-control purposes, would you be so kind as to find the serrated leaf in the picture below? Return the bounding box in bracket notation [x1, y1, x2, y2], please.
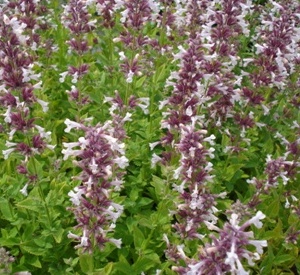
[27, 255, 42, 268]
[16, 198, 42, 212]
[0, 198, 14, 221]
[52, 227, 65, 243]
[0, 237, 20, 246]
[21, 243, 46, 256]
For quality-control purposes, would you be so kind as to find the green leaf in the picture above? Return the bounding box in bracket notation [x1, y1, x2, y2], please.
[137, 218, 154, 229]
[274, 254, 295, 265]
[132, 256, 157, 273]
[0, 198, 14, 221]
[21, 243, 46, 256]
[259, 245, 275, 275]
[137, 197, 153, 207]
[52, 227, 65, 243]
[133, 226, 145, 249]
[150, 176, 166, 198]
[153, 64, 167, 84]
[223, 164, 244, 181]
[0, 237, 20, 246]
[79, 253, 94, 274]
[135, 75, 147, 88]
[265, 199, 280, 218]
[16, 197, 42, 212]
[94, 262, 113, 275]
[26, 255, 42, 268]
[114, 255, 133, 274]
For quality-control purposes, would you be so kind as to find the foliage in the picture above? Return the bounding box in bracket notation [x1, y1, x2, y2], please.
[0, 0, 299, 274]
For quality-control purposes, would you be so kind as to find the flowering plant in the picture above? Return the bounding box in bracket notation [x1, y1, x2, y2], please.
[0, 0, 299, 274]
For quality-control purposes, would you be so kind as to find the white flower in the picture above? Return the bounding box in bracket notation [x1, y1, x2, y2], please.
[176, 244, 187, 259]
[78, 137, 89, 149]
[111, 178, 124, 190]
[247, 211, 266, 229]
[137, 97, 150, 114]
[118, 51, 126, 61]
[80, 230, 89, 246]
[35, 125, 51, 140]
[230, 213, 240, 229]
[59, 71, 68, 83]
[89, 158, 98, 174]
[71, 72, 78, 84]
[225, 244, 249, 275]
[173, 166, 183, 179]
[109, 238, 122, 248]
[291, 195, 298, 202]
[106, 203, 123, 222]
[204, 220, 220, 231]
[67, 231, 80, 240]
[68, 187, 84, 206]
[187, 262, 205, 275]
[114, 156, 129, 169]
[36, 99, 49, 112]
[103, 135, 125, 154]
[3, 106, 11, 123]
[151, 153, 162, 168]
[149, 141, 160, 150]
[159, 99, 169, 110]
[186, 106, 193, 116]
[87, 19, 97, 27]
[162, 233, 170, 245]
[248, 240, 267, 254]
[2, 148, 15, 159]
[33, 81, 42, 89]
[122, 112, 132, 122]
[62, 143, 81, 160]
[64, 119, 82, 133]
[20, 183, 29, 196]
[103, 96, 113, 103]
[5, 141, 17, 148]
[126, 70, 134, 83]
[120, 9, 129, 23]
[203, 134, 216, 145]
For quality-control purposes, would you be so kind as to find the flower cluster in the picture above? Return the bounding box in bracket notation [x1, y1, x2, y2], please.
[168, 211, 267, 275]
[249, 0, 300, 90]
[2, 0, 50, 50]
[63, 112, 129, 251]
[0, 247, 14, 274]
[60, 0, 95, 98]
[0, 5, 53, 195]
[247, 130, 300, 208]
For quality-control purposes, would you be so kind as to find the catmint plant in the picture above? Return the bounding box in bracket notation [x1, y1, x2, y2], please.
[63, 96, 131, 252]
[0, 8, 53, 195]
[169, 211, 267, 275]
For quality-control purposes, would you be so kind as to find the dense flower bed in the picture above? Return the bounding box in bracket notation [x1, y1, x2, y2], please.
[0, 0, 299, 274]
